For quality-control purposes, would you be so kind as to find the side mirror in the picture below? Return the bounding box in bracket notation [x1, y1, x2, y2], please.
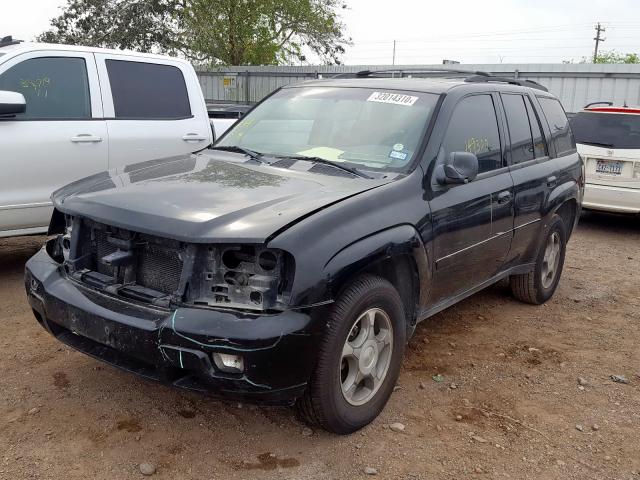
[0, 90, 26, 117]
[436, 151, 479, 185]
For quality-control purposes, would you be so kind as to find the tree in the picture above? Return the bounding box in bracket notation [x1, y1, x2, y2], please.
[183, 0, 349, 65]
[593, 51, 640, 64]
[38, 0, 186, 55]
[38, 0, 350, 65]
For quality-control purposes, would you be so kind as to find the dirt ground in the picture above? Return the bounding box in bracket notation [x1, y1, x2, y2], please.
[1, 212, 639, 480]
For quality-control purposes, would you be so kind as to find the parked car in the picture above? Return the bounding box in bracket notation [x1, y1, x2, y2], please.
[0, 36, 214, 238]
[570, 102, 640, 214]
[25, 70, 583, 434]
[206, 102, 253, 135]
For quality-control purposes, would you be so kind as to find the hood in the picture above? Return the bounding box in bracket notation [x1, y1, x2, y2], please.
[53, 152, 393, 243]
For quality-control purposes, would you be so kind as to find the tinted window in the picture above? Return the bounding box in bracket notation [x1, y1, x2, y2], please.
[502, 94, 534, 164]
[570, 111, 640, 149]
[0, 57, 90, 119]
[538, 97, 575, 156]
[106, 60, 191, 119]
[526, 97, 548, 158]
[443, 95, 502, 173]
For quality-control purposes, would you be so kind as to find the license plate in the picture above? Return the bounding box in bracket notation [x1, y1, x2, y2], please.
[596, 160, 623, 175]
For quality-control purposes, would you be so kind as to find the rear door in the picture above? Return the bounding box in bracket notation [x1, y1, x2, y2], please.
[0, 51, 107, 234]
[94, 54, 211, 168]
[500, 92, 557, 265]
[429, 93, 514, 303]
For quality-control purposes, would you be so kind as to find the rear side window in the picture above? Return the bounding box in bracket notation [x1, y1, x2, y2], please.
[538, 97, 575, 156]
[0, 57, 91, 119]
[525, 97, 548, 158]
[106, 60, 191, 119]
[501, 94, 534, 164]
[443, 94, 502, 174]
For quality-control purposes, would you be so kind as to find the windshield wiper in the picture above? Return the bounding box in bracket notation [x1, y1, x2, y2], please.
[579, 140, 614, 148]
[210, 145, 267, 164]
[276, 155, 372, 179]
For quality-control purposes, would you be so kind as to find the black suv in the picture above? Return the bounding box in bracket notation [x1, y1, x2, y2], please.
[25, 70, 583, 434]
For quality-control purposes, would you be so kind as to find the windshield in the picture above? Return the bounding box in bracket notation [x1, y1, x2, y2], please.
[571, 111, 640, 149]
[217, 86, 439, 173]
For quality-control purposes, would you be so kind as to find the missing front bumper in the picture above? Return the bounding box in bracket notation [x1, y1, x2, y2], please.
[25, 248, 323, 406]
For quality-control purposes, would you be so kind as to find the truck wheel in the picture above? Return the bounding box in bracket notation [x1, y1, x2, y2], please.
[297, 275, 406, 434]
[510, 214, 567, 305]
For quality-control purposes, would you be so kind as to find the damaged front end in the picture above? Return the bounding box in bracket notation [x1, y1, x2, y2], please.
[27, 212, 322, 405]
[48, 213, 294, 312]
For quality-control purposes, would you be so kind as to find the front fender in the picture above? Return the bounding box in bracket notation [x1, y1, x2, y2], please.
[322, 225, 431, 307]
[266, 171, 430, 309]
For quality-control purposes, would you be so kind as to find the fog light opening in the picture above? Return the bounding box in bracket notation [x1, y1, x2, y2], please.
[250, 291, 262, 305]
[213, 353, 245, 373]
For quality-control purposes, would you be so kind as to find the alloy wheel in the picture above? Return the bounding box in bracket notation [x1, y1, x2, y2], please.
[541, 231, 561, 289]
[340, 308, 394, 406]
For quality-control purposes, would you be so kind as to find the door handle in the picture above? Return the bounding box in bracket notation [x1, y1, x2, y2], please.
[182, 133, 207, 142]
[547, 176, 557, 188]
[71, 134, 102, 143]
[497, 190, 512, 204]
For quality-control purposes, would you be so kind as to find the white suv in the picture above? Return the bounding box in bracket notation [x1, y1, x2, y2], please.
[0, 38, 213, 238]
[571, 103, 640, 214]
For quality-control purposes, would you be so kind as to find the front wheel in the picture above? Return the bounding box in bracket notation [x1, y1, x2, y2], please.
[510, 214, 567, 304]
[297, 275, 406, 434]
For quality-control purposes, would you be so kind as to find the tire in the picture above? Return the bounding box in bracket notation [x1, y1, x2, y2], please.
[297, 275, 406, 434]
[510, 214, 567, 305]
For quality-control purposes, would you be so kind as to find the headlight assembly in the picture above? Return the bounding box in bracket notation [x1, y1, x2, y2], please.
[189, 245, 293, 311]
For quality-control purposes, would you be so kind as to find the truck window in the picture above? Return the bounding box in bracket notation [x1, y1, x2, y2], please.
[525, 97, 548, 158]
[443, 95, 502, 174]
[538, 97, 575, 156]
[0, 57, 91, 119]
[501, 94, 535, 164]
[106, 60, 191, 119]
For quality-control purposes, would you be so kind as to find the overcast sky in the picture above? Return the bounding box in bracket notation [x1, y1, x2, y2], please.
[2, 0, 640, 65]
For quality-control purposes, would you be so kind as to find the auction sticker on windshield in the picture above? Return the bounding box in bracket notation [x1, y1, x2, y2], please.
[367, 92, 419, 106]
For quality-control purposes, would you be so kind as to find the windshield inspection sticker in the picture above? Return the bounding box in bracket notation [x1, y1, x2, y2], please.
[389, 150, 408, 161]
[393, 143, 404, 151]
[367, 91, 419, 107]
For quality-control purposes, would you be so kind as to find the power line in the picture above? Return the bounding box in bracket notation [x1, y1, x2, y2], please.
[351, 23, 595, 44]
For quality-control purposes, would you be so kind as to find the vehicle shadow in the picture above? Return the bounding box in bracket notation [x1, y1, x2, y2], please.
[0, 235, 46, 276]
[578, 210, 640, 234]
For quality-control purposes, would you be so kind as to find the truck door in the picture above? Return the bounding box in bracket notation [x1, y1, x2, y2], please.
[0, 51, 107, 235]
[501, 93, 559, 264]
[94, 54, 212, 169]
[428, 93, 514, 304]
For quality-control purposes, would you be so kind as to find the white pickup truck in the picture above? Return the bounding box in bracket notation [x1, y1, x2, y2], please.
[0, 37, 232, 238]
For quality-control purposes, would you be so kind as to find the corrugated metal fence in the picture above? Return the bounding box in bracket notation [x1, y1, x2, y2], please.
[197, 63, 640, 113]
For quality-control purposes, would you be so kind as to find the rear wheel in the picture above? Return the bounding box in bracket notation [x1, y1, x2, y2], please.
[297, 275, 406, 434]
[510, 214, 567, 304]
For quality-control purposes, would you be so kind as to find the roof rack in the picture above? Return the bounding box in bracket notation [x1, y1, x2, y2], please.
[0, 36, 23, 48]
[358, 67, 491, 78]
[332, 67, 548, 92]
[332, 67, 491, 79]
[464, 75, 548, 92]
[584, 101, 613, 108]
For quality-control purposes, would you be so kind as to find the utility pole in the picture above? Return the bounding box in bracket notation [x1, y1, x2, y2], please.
[593, 22, 605, 63]
[392, 40, 396, 66]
